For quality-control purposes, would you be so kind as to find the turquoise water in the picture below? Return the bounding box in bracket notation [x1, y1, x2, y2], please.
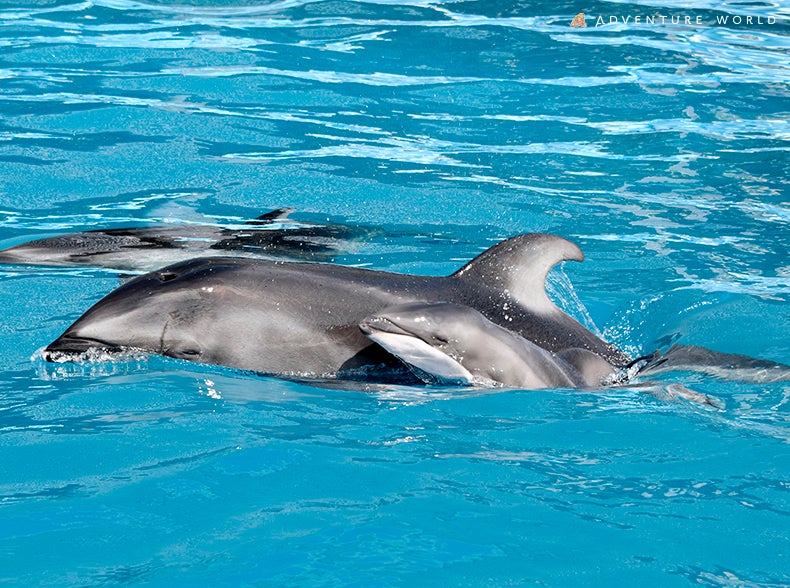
[1, 1, 789, 585]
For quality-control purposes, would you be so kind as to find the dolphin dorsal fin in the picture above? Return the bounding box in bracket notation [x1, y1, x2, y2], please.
[452, 233, 584, 313]
[247, 207, 296, 225]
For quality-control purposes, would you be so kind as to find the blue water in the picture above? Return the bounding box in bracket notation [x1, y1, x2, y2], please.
[1, 1, 789, 585]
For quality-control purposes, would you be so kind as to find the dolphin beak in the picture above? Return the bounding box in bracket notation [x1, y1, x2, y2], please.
[359, 316, 411, 337]
[0, 248, 26, 264]
[43, 334, 123, 360]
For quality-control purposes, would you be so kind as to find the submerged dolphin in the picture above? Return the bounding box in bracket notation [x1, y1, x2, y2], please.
[637, 345, 790, 384]
[0, 208, 369, 273]
[360, 301, 616, 389]
[44, 233, 631, 379]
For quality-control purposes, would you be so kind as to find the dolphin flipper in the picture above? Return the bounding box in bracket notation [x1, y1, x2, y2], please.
[359, 327, 475, 385]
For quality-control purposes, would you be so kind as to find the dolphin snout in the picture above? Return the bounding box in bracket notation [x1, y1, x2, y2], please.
[359, 314, 415, 338]
[43, 334, 123, 361]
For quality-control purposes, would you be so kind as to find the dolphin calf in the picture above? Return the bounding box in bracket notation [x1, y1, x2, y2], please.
[360, 301, 616, 389]
[44, 233, 631, 379]
[359, 303, 790, 394]
[0, 208, 370, 273]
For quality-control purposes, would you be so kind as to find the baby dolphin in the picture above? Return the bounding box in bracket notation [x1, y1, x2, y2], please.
[43, 233, 631, 379]
[360, 301, 616, 388]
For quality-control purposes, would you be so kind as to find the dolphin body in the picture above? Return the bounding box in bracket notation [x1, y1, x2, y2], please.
[637, 345, 790, 384]
[360, 301, 616, 388]
[44, 233, 631, 380]
[0, 208, 368, 273]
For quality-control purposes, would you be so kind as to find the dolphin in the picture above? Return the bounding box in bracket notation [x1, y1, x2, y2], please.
[43, 233, 632, 379]
[359, 301, 616, 389]
[0, 208, 370, 273]
[636, 345, 790, 384]
[359, 303, 790, 395]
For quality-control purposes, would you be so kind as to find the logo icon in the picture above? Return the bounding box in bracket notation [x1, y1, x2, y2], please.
[570, 13, 587, 27]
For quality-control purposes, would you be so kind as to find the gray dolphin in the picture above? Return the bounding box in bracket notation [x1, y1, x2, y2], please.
[637, 345, 790, 383]
[359, 301, 616, 389]
[359, 303, 790, 395]
[44, 233, 631, 379]
[0, 208, 370, 273]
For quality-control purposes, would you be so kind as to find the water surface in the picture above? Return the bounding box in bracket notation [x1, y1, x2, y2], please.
[0, 1, 788, 585]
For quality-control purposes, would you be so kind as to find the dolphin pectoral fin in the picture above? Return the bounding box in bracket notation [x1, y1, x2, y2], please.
[247, 207, 296, 225]
[664, 384, 724, 409]
[451, 233, 584, 314]
[361, 329, 474, 385]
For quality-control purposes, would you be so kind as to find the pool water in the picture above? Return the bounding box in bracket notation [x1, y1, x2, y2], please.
[1, 1, 788, 585]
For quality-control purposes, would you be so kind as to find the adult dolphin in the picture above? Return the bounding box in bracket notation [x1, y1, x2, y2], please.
[44, 233, 631, 379]
[636, 345, 790, 383]
[0, 208, 371, 273]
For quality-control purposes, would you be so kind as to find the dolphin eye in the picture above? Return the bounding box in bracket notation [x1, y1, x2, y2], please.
[158, 271, 178, 282]
[180, 349, 201, 357]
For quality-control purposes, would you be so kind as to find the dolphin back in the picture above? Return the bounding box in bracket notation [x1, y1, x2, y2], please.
[449, 234, 630, 366]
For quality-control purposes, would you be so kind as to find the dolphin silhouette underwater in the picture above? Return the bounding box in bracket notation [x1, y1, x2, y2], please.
[0, 208, 370, 273]
[43, 232, 789, 389]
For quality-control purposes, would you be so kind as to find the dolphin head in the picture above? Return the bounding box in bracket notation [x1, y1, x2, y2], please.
[44, 258, 221, 363]
[360, 302, 482, 385]
[361, 302, 483, 356]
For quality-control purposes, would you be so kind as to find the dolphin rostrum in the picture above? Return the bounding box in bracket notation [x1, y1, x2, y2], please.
[44, 233, 631, 379]
[0, 208, 370, 273]
[360, 301, 616, 388]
